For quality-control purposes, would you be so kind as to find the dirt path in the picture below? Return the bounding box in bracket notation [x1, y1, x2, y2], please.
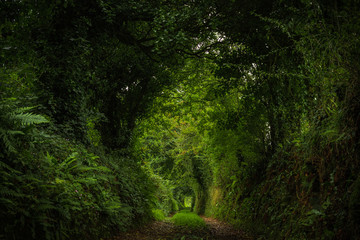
[109, 216, 252, 240]
[201, 216, 252, 240]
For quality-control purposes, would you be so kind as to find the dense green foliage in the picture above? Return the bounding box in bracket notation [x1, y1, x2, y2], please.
[0, 0, 186, 239]
[1, 0, 360, 239]
[0, 135, 153, 239]
[135, 1, 360, 239]
[0, 96, 154, 239]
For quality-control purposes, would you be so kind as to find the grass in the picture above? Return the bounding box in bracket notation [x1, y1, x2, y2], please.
[152, 209, 166, 221]
[171, 210, 206, 229]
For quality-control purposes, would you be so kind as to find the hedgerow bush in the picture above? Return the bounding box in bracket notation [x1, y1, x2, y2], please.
[0, 101, 154, 240]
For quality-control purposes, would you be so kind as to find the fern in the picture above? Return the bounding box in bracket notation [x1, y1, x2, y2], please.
[10, 112, 49, 126]
[0, 98, 49, 153]
[0, 131, 17, 153]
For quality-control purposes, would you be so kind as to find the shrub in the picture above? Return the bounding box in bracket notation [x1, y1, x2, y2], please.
[0, 121, 155, 239]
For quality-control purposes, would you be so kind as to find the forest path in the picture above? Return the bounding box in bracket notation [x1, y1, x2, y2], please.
[109, 216, 252, 240]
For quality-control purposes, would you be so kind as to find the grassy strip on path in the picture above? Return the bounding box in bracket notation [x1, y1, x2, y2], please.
[171, 210, 206, 229]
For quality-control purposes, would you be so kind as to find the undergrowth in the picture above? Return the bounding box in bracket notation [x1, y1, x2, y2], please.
[0, 99, 155, 240]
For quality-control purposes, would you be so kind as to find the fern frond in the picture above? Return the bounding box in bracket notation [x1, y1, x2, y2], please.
[59, 152, 79, 170]
[0, 197, 16, 206]
[14, 106, 35, 113]
[78, 178, 98, 184]
[0, 100, 49, 153]
[6, 130, 25, 135]
[10, 112, 49, 126]
[37, 203, 57, 211]
[78, 166, 111, 172]
[0, 132, 16, 152]
[0, 187, 19, 197]
[0, 160, 23, 174]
